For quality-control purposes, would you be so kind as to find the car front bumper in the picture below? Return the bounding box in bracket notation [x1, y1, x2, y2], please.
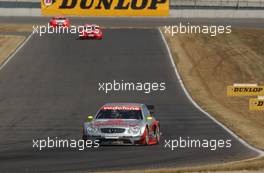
[83, 135, 143, 145]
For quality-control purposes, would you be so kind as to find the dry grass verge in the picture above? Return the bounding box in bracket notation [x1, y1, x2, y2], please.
[163, 28, 264, 150]
[0, 24, 33, 32]
[158, 28, 264, 172]
[97, 157, 264, 173]
[0, 35, 25, 65]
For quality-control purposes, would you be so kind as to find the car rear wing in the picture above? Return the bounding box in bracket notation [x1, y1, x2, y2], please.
[147, 105, 155, 114]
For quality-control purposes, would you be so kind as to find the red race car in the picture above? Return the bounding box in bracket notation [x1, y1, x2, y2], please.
[49, 16, 70, 27]
[79, 24, 103, 40]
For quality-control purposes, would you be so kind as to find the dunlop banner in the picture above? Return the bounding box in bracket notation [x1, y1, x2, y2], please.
[249, 98, 264, 111]
[41, 0, 169, 16]
[227, 85, 264, 96]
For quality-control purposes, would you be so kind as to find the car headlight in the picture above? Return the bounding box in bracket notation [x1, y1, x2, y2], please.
[86, 126, 98, 134]
[129, 126, 141, 134]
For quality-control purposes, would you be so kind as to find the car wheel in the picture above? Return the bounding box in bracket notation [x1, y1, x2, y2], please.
[144, 127, 149, 145]
[155, 126, 160, 144]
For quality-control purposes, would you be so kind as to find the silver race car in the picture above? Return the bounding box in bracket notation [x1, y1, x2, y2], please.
[83, 103, 161, 145]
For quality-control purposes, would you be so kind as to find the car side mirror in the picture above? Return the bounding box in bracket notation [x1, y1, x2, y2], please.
[147, 115, 153, 121]
[86, 115, 93, 122]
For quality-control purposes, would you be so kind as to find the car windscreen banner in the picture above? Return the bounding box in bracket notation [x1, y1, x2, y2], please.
[41, 0, 169, 16]
[102, 106, 141, 110]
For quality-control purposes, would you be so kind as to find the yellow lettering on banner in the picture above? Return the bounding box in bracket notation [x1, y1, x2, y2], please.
[227, 86, 264, 96]
[249, 98, 264, 111]
[41, 0, 169, 16]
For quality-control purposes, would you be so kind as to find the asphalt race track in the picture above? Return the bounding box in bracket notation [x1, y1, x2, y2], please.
[0, 25, 260, 172]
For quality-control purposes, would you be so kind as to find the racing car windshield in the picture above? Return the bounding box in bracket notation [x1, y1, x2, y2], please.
[96, 109, 143, 120]
[54, 17, 66, 20]
[85, 26, 99, 31]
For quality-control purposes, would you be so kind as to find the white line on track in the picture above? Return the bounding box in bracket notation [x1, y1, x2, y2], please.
[0, 32, 33, 71]
[158, 28, 264, 157]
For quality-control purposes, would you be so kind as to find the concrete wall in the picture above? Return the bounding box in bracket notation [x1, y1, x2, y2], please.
[170, 9, 264, 18]
[0, 8, 41, 16]
[170, 0, 264, 8]
[0, 8, 263, 18]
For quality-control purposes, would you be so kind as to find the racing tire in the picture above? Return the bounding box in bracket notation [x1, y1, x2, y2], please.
[155, 126, 161, 144]
[143, 127, 150, 145]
